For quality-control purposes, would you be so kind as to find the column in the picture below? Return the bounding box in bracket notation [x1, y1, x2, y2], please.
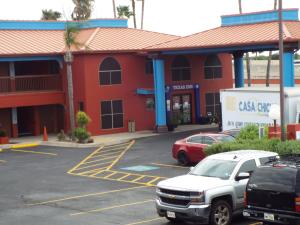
[153, 58, 167, 132]
[283, 50, 295, 87]
[194, 84, 201, 123]
[9, 62, 16, 91]
[11, 108, 18, 138]
[165, 86, 172, 125]
[33, 106, 40, 136]
[233, 52, 245, 88]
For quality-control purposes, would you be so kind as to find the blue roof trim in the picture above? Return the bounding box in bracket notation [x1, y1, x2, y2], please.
[221, 9, 299, 26]
[0, 56, 64, 68]
[0, 19, 128, 30]
[136, 88, 154, 95]
[161, 44, 278, 55]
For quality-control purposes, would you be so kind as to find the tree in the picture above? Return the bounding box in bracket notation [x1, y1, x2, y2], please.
[64, 23, 81, 140]
[131, 0, 137, 28]
[266, 0, 278, 87]
[117, 5, 134, 19]
[112, 0, 117, 18]
[41, 9, 61, 20]
[140, 0, 145, 29]
[71, 0, 94, 21]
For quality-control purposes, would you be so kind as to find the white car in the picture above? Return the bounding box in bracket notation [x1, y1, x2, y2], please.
[156, 150, 278, 225]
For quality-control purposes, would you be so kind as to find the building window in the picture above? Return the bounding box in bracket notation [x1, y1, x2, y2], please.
[145, 58, 153, 74]
[101, 100, 123, 129]
[171, 56, 191, 81]
[146, 98, 155, 111]
[204, 55, 222, 79]
[99, 57, 121, 85]
[205, 92, 221, 117]
[79, 102, 84, 111]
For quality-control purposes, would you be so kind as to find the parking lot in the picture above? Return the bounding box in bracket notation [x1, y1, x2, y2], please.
[0, 130, 259, 225]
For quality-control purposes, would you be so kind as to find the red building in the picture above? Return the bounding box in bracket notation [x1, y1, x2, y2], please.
[11, 12, 297, 137]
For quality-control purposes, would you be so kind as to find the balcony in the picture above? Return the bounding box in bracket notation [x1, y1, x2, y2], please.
[0, 74, 62, 93]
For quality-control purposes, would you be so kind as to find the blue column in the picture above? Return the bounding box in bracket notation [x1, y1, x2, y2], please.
[233, 53, 245, 88]
[283, 51, 295, 87]
[153, 59, 167, 129]
[194, 84, 201, 123]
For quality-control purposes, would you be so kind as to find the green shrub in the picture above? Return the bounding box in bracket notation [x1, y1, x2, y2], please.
[76, 111, 91, 128]
[57, 130, 66, 141]
[205, 138, 300, 156]
[236, 124, 259, 141]
[0, 130, 7, 137]
[74, 127, 90, 143]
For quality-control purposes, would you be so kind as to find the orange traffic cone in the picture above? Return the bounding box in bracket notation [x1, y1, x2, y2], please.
[43, 126, 48, 141]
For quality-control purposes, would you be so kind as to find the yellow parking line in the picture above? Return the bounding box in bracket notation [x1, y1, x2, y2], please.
[125, 217, 164, 225]
[76, 167, 109, 176]
[92, 151, 121, 158]
[10, 149, 57, 156]
[132, 175, 145, 182]
[151, 162, 187, 169]
[104, 171, 117, 179]
[27, 186, 148, 206]
[118, 174, 131, 180]
[147, 177, 161, 185]
[80, 156, 116, 165]
[100, 147, 126, 153]
[70, 199, 155, 216]
[68, 146, 104, 173]
[107, 140, 135, 170]
[72, 161, 113, 171]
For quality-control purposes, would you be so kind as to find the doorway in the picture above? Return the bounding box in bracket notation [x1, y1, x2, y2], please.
[17, 107, 34, 136]
[172, 94, 192, 124]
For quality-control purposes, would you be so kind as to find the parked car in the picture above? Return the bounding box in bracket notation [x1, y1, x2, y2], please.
[156, 150, 278, 225]
[172, 133, 234, 165]
[219, 128, 240, 138]
[243, 154, 300, 225]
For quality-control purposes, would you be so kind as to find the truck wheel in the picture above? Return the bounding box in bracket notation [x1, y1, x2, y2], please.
[210, 200, 232, 225]
[177, 151, 190, 166]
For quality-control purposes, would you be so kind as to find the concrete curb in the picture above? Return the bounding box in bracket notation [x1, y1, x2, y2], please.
[0, 142, 40, 150]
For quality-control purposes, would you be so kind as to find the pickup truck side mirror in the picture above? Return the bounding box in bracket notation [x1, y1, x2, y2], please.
[235, 172, 250, 181]
[189, 166, 194, 172]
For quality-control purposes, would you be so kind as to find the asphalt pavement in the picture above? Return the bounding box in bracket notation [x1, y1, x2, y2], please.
[0, 129, 258, 225]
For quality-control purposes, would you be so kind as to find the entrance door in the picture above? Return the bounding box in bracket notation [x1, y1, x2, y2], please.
[172, 94, 192, 124]
[18, 107, 34, 136]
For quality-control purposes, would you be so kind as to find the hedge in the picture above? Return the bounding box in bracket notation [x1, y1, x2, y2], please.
[205, 138, 300, 156]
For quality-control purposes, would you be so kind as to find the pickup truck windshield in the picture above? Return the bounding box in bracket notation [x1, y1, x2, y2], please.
[190, 158, 238, 179]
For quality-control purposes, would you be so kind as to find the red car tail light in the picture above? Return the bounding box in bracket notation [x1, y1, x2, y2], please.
[295, 197, 300, 212]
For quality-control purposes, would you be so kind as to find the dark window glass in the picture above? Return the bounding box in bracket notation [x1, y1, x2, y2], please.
[203, 136, 215, 145]
[205, 92, 221, 117]
[188, 136, 203, 143]
[215, 93, 220, 103]
[113, 100, 123, 114]
[102, 115, 112, 129]
[111, 71, 121, 84]
[113, 114, 123, 128]
[100, 72, 111, 85]
[204, 55, 222, 79]
[205, 93, 214, 105]
[206, 106, 214, 116]
[101, 101, 112, 114]
[99, 57, 121, 85]
[171, 56, 191, 81]
[238, 159, 257, 174]
[145, 59, 153, 74]
[79, 102, 84, 111]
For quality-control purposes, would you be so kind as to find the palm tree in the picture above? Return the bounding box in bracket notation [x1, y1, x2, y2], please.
[112, 0, 117, 18]
[64, 23, 81, 140]
[238, 0, 251, 87]
[41, 9, 61, 20]
[131, 0, 137, 28]
[140, 0, 145, 29]
[71, 0, 94, 21]
[266, 0, 278, 86]
[117, 5, 133, 19]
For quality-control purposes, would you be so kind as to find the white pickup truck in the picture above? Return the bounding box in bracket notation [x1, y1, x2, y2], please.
[156, 150, 278, 225]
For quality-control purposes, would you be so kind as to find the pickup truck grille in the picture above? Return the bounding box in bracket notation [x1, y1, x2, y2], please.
[160, 197, 190, 206]
[159, 188, 196, 197]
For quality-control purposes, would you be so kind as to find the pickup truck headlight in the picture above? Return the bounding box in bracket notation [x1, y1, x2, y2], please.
[190, 191, 205, 204]
[156, 187, 160, 193]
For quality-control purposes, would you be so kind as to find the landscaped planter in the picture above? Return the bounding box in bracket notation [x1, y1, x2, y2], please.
[0, 136, 9, 144]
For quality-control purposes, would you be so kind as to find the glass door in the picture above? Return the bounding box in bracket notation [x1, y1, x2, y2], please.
[172, 94, 192, 125]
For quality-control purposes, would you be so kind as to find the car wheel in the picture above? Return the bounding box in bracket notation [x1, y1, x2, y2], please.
[177, 151, 190, 166]
[210, 200, 232, 225]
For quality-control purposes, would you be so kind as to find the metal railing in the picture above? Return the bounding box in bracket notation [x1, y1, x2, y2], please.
[0, 74, 62, 93]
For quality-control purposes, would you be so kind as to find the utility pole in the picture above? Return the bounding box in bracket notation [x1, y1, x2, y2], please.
[278, 0, 286, 141]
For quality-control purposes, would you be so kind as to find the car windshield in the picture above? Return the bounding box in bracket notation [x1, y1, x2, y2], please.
[215, 135, 235, 142]
[190, 158, 238, 179]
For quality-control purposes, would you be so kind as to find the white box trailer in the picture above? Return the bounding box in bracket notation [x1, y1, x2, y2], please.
[220, 87, 300, 131]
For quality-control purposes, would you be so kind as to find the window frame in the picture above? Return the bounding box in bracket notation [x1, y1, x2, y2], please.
[171, 56, 191, 81]
[99, 57, 122, 86]
[100, 100, 124, 129]
[204, 55, 223, 79]
[205, 92, 221, 117]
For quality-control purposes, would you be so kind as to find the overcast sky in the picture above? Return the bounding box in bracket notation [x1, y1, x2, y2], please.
[0, 0, 299, 36]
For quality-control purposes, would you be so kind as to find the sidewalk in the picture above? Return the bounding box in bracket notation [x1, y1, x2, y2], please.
[0, 124, 218, 150]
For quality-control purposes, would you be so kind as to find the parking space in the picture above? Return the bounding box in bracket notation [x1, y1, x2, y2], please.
[0, 129, 259, 225]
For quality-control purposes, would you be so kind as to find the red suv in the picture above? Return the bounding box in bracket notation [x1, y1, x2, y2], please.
[172, 133, 234, 165]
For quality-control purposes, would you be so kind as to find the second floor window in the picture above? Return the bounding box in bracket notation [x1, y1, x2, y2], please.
[99, 57, 121, 85]
[171, 56, 191, 81]
[204, 55, 222, 79]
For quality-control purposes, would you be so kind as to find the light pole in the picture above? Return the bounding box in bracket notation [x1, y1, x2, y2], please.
[278, 0, 286, 141]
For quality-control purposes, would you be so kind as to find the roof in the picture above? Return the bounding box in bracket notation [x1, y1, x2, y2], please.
[0, 27, 178, 56]
[208, 150, 278, 161]
[146, 21, 300, 52]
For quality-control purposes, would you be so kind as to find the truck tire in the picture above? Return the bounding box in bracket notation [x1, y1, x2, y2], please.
[177, 151, 190, 166]
[210, 200, 232, 225]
